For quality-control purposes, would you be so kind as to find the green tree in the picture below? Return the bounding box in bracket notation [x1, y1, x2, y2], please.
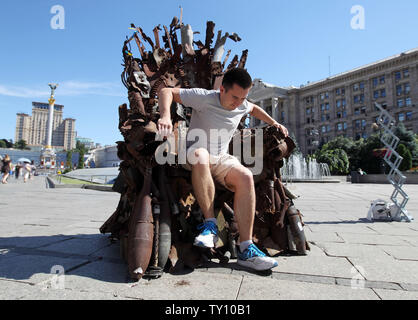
[316, 148, 350, 175]
[75, 141, 87, 169]
[326, 136, 363, 170]
[1, 139, 13, 148]
[14, 139, 28, 150]
[357, 133, 385, 174]
[393, 123, 417, 157]
[0, 140, 6, 148]
[397, 144, 412, 172]
[66, 150, 73, 171]
[77, 150, 85, 169]
[315, 136, 364, 172]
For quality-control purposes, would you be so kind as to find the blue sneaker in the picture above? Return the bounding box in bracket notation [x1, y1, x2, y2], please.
[238, 243, 278, 271]
[193, 221, 218, 248]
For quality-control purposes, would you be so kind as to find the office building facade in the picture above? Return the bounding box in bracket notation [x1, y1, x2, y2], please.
[15, 102, 76, 151]
[248, 48, 418, 155]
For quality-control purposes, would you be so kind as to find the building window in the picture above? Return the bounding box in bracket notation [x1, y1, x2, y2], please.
[396, 85, 403, 96]
[343, 110, 347, 118]
[325, 103, 330, 110]
[354, 95, 359, 103]
[403, 69, 409, 78]
[362, 132, 368, 139]
[327, 125, 331, 132]
[321, 126, 326, 133]
[405, 98, 412, 107]
[337, 123, 343, 131]
[321, 114, 326, 122]
[326, 114, 330, 121]
[361, 106, 366, 114]
[395, 71, 401, 81]
[380, 76, 385, 84]
[405, 83, 410, 94]
[360, 82, 365, 90]
[337, 112, 341, 118]
[380, 89, 386, 98]
[343, 122, 347, 130]
[306, 108, 311, 115]
[353, 83, 359, 91]
[374, 91, 379, 99]
[397, 99, 404, 108]
[406, 111, 412, 121]
[360, 94, 365, 103]
[336, 100, 341, 108]
[354, 107, 360, 115]
[361, 119, 367, 129]
[335, 88, 340, 95]
[398, 113, 405, 122]
[372, 78, 378, 87]
[320, 104, 325, 111]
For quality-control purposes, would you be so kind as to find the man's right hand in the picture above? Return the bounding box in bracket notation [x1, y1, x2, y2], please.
[157, 117, 173, 139]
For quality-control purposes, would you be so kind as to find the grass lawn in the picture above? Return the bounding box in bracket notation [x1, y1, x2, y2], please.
[55, 176, 100, 185]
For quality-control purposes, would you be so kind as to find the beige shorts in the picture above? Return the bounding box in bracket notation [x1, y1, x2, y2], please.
[182, 148, 242, 191]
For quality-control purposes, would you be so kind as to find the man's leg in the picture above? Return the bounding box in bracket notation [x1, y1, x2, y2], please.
[189, 148, 218, 248]
[190, 148, 215, 219]
[223, 165, 255, 243]
[224, 165, 278, 271]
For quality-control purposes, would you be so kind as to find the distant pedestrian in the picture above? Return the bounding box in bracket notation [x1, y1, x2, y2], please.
[30, 160, 36, 179]
[1, 155, 11, 184]
[15, 163, 22, 179]
[357, 168, 367, 176]
[22, 162, 32, 183]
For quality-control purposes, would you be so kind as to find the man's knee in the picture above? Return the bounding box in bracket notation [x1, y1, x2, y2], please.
[227, 166, 254, 189]
[188, 148, 211, 167]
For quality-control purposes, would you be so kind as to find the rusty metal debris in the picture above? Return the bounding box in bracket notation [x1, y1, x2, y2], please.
[100, 13, 309, 280]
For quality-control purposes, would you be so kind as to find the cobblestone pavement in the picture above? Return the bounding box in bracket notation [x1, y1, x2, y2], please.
[1, 176, 417, 300]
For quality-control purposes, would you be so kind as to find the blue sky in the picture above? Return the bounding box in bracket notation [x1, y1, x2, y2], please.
[0, 0, 417, 146]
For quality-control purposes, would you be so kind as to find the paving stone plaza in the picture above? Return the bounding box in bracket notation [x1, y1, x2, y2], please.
[1, 176, 417, 300]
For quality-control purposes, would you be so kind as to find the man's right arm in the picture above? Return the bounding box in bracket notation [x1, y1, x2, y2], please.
[157, 88, 182, 138]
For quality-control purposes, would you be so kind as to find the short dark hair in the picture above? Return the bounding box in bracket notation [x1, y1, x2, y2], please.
[222, 68, 252, 91]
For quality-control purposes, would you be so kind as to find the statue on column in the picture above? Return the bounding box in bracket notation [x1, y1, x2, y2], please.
[48, 83, 59, 97]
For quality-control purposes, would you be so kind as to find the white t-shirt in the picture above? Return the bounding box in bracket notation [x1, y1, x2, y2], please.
[179, 88, 251, 156]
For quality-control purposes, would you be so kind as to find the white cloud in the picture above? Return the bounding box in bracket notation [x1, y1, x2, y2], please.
[0, 85, 49, 98]
[0, 81, 125, 98]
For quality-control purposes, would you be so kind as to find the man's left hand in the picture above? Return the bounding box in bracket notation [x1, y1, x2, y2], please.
[272, 121, 289, 137]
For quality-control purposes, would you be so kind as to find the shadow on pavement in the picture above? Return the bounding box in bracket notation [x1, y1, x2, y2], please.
[0, 234, 271, 284]
[0, 233, 130, 284]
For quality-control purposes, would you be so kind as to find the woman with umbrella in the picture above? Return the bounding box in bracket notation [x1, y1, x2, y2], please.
[1, 154, 12, 184]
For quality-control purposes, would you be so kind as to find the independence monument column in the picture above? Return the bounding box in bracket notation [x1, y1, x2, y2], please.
[40, 83, 59, 170]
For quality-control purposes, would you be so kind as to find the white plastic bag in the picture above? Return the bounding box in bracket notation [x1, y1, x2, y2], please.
[367, 199, 392, 221]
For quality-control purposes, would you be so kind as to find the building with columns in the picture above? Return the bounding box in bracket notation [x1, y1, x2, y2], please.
[248, 48, 418, 155]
